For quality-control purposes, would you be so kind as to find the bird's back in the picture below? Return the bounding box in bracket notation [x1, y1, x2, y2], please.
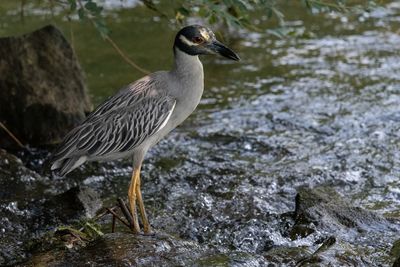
[51, 35, 208, 176]
[51, 72, 176, 176]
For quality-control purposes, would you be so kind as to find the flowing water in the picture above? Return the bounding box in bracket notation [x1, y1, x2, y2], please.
[1, 0, 400, 265]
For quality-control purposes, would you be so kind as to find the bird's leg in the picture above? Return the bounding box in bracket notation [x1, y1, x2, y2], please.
[128, 166, 141, 233]
[135, 174, 152, 234]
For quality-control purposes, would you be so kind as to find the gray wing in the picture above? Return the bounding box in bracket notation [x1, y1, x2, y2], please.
[84, 76, 157, 122]
[51, 94, 175, 175]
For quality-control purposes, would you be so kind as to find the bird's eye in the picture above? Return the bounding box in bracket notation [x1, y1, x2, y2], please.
[192, 36, 204, 44]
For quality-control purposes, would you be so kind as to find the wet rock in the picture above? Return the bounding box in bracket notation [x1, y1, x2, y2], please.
[0, 24, 91, 148]
[0, 149, 101, 265]
[391, 240, 400, 267]
[290, 187, 394, 239]
[0, 149, 47, 203]
[287, 187, 400, 265]
[0, 149, 48, 265]
[195, 251, 265, 266]
[27, 232, 210, 266]
[263, 246, 311, 266]
[394, 258, 400, 267]
[38, 186, 102, 226]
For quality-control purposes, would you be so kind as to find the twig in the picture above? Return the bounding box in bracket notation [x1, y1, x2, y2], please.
[20, 0, 25, 23]
[49, 0, 55, 17]
[76, 0, 150, 75]
[93, 206, 117, 222]
[104, 36, 150, 74]
[69, 19, 75, 51]
[139, 0, 168, 19]
[0, 122, 24, 148]
[106, 207, 130, 228]
[111, 214, 116, 233]
[117, 198, 134, 226]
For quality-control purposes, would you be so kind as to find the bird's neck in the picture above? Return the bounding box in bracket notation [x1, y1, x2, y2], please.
[171, 47, 204, 79]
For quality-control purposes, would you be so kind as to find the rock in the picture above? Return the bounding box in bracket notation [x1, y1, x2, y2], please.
[26, 232, 210, 266]
[394, 258, 400, 267]
[291, 187, 394, 238]
[289, 187, 400, 266]
[0, 24, 91, 148]
[0, 149, 46, 203]
[263, 246, 311, 266]
[391, 240, 400, 267]
[38, 186, 102, 227]
[0, 149, 101, 266]
[0, 149, 48, 266]
[195, 251, 265, 266]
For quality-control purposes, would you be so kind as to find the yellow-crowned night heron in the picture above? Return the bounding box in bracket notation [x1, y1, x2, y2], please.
[51, 25, 239, 233]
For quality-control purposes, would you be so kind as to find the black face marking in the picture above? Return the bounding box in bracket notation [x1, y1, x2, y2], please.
[173, 25, 240, 61]
[173, 25, 214, 56]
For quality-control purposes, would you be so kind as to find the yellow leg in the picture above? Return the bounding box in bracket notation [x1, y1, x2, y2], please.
[128, 167, 141, 233]
[136, 174, 151, 234]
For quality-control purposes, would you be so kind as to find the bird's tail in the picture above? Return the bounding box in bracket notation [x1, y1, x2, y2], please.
[51, 156, 87, 177]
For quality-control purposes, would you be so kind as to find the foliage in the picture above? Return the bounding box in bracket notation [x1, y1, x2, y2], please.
[54, 0, 378, 38]
[64, 0, 109, 37]
[18, 0, 379, 73]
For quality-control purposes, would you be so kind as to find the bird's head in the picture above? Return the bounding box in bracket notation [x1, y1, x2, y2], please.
[174, 25, 240, 61]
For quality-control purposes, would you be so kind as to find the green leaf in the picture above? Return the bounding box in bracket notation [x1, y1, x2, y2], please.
[177, 7, 190, 16]
[266, 28, 286, 38]
[93, 19, 110, 38]
[84, 222, 104, 237]
[67, 0, 77, 11]
[85, 1, 100, 14]
[77, 7, 86, 20]
[231, 0, 248, 12]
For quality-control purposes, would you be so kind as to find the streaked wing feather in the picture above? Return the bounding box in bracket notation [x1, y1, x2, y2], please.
[84, 76, 157, 122]
[52, 95, 175, 161]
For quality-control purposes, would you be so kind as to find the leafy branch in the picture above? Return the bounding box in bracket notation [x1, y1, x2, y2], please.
[66, 0, 150, 74]
[52, 0, 379, 38]
[21, 0, 378, 73]
[139, 0, 378, 29]
[303, 0, 378, 13]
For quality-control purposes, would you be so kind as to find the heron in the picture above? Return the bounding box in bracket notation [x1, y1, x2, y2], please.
[51, 25, 240, 233]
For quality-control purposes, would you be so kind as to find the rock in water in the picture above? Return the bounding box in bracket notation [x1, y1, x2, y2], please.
[292, 187, 393, 234]
[0, 149, 48, 265]
[40, 186, 103, 225]
[27, 232, 210, 266]
[0, 25, 91, 148]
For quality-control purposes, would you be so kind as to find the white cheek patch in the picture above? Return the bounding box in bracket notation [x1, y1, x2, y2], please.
[179, 35, 198, 46]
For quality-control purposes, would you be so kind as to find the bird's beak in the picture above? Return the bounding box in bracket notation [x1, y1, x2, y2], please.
[209, 40, 240, 61]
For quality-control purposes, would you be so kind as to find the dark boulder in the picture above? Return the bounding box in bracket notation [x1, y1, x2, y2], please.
[26, 232, 210, 266]
[38, 186, 102, 227]
[291, 187, 393, 237]
[289, 187, 400, 266]
[0, 24, 91, 148]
